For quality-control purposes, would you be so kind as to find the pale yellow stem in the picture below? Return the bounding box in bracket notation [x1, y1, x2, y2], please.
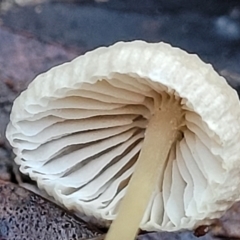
[105, 100, 183, 240]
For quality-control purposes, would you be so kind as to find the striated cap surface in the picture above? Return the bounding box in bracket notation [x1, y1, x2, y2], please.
[6, 41, 240, 231]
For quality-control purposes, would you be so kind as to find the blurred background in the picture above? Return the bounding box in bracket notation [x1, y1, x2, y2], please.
[0, 0, 240, 182]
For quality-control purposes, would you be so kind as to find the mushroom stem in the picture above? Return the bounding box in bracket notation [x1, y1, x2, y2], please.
[105, 96, 184, 240]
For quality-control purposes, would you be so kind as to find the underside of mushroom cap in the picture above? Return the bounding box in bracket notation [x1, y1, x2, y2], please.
[6, 41, 240, 232]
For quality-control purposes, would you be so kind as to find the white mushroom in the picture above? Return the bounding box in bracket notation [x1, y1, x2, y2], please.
[6, 41, 240, 240]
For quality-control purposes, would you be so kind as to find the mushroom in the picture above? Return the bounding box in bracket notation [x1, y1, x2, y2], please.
[6, 41, 240, 240]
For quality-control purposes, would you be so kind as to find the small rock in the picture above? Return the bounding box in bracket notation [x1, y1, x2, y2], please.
[0, 180, 103, 240]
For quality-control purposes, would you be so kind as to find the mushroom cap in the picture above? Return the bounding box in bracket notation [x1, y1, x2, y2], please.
[6, 41, 240, 231]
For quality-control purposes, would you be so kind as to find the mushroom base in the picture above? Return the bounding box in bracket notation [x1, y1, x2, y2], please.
[105, 95, 185, 240]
